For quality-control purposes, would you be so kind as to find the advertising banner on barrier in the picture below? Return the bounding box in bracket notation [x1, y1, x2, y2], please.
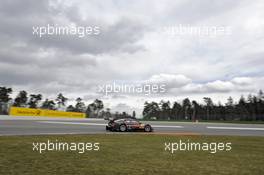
[9, 107, 86, 118]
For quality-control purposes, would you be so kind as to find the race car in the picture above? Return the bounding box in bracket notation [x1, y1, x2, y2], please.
[106, 118, 153, 132]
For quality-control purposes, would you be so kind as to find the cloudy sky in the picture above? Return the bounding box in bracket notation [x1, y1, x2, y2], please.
[1, 0, 264, 116]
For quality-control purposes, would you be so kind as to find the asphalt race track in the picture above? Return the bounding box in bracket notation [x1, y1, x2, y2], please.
[0, 115, 264, 136]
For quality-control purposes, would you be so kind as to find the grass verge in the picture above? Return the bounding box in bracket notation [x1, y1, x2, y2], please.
[0, 134, 264, 175]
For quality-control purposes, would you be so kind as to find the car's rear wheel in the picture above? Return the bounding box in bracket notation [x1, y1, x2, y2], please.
[144, 125, 151, 132]
[119, 124, 127, 132]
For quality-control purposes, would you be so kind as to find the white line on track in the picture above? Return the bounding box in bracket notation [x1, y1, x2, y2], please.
[37, 121, 106, 126]
[0, 132, 96, 136]
[0, 116, 104, 121]
[207, 126, 264, 131]
[37, 121, 184, 128]
[152, 125, 183, 128]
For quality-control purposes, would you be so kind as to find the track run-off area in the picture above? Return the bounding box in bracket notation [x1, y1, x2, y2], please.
[0, 115, 264, 136]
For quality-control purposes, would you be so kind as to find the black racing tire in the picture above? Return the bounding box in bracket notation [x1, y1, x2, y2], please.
[119, 124, 127, 132]
[144, 125, 152, 132]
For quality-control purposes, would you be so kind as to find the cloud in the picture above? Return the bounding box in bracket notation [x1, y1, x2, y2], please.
[0, 0, 264, 113]
[177, 76, 261, 95]
[205, 80, 235, 92]
[147, 74, 191, 88]
[111, 103, 140, 115]
[0, 0, 146, 55]
[231, 77, 253, 85]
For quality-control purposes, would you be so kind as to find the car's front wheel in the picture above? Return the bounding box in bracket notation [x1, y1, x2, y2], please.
[144, 125, 152, 132]
[119, 124, 127, 132]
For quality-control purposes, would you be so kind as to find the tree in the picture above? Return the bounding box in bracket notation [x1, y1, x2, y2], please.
[0, 87, 12, 103]
[203, 97, 213, 120]
[192, 100, 199, 121]
[171, 102, 182, 120]
[257, 90, 264, 120]
[143, 102, 150, 117]
[66, 105, 75, 112]
[182, 98, 191, 120]
[132, 111, 136, 118]
[238, 95, 246, 106]
[94, 99, 104, 117]
[225, 96, 235, 120]
[41, 99, 56, 110]
[237, 95, 249, 120]
[216, 101, 226, 120]
[252, 96, 258, 121]
[257, 90, 264, 102]
[104, 108, 112, 119]
[75, 97, 86, 112]
[0, 87, 12, 114]
[86, 99, 104, 118]
[247, 94, 253, 103]
[159, 100, 171, 120]
[56, 93, 68, 110]
[1, 85, 263, 121]
[13, 90, 28, 107]
[226, 96, 234, 106]
[86, 103, 96, 117]
[28, 94, 42, 108]
[143, 101, 160, 120]
[141, 90, 264, 122]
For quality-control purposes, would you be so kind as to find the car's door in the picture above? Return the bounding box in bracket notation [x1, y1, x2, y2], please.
[129, 120, 140, 129]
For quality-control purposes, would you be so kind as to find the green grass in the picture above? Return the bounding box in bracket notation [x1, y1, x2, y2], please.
[0, 134, 264, 175]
